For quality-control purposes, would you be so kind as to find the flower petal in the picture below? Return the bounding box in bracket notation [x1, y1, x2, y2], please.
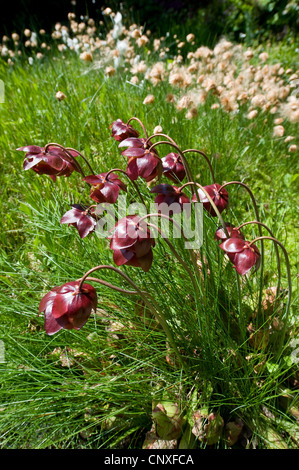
[233, 249, 259, 275]
[220, 238, 247, 253]
[76, 215, 96, 238]
[44, 309, 64, 335]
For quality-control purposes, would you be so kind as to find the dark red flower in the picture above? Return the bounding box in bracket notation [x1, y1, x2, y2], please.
[219, 238, 261, 275]
[214, 223, 245, 243]
[151, 183, 190, 215]
[39, 281, 97, 335]
[192, 183, 229, 217]
[119, 137, 162, 182]
[17, 145, 79, 181]
[60, 204, 97, 239]
[162, 153, 186, 182]
[109, 215, 155, 272]
[83, 172, 126, 204]
[110, 118, 140, 142]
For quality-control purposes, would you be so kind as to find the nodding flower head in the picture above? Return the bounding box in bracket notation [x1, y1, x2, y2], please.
[192, 183, 229, 217]
[110, 118, 140, 142]
[219, 237, 261, 275]
[39, 281, 97, 335]
[83, 172, 126, 204]
[150, 183, 191, 215]
[162, 153, 186, 182]
[119, 137, 162, 182]
[214, 223, 245, 243]
[18, 145, 79, 181]
[60, 204, 97, 239]
[109, 215, 155, 272]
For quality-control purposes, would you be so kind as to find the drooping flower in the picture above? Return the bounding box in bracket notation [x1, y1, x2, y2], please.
[119, 137, 162, 182]
[192, 183, 229, 217]
[110, 118, 140, 142]
[60, 204, 97, 239]
[109, 215, 155, 272]
[17, 145, 80, 181]
[151, 183, 190, 215]
[39, 281, 97, 335]
[214, 223, 245, 243]
[83, 172, 126, 204]
[219, 237, 261, 275]
[162, 153, 186, 182]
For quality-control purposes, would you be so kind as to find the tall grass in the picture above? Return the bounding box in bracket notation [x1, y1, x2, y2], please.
[0, 41, 298, 449]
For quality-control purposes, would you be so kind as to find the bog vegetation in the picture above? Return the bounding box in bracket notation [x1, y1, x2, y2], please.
[0, 5, 298, 449]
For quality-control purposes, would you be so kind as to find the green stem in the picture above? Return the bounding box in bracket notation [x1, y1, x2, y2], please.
[145, 133, 177, 146]
[179, 181, 229, 238]
[237, 220, 281, 314]
[182, 149, 216, 183]
[146, 222, 200, 297]
[219, 181, 264, 315]
[79, 264, 188, 372]
[126, 117, 148, 139]
[249, 236, 292, 356]
[82, 276, 142, 295]
[137, 213, 202, 325]
[64, 147, 96, 175]
[105, 168, 146, 206]
[148, 141, 195, 188]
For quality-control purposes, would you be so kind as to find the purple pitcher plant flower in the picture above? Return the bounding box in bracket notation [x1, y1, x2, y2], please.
[119, 137, 162, 182]
[192, 183, 229, 217]
[60, 204, 97, 239]
[39, 281, 97, 335]
[110, 118, 140, 142]
[109, 215, 155, 272]
[83, 172, 126, 204]
[162, 152, 186, 182]
[151, 183, 191, 215]
[214, 223, 245, 243]
[219, 237, 261, 275]
[17, 145, 80, 181]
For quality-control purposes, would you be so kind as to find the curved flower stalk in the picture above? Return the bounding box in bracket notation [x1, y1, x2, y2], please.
[64, 147, 96, 175]
[178, 181, 229, 237]
[148, 140, 195, 188]
[126, 116, 149, 139]
[247, 236, 292, 356]
[182, 149, 216, 184]
[135, 212, 202, 302]
[217, 181, 265, 313]
[78, 264, 188, 372]
[235, 221, 281, 307]
[104, 168, 146, 205]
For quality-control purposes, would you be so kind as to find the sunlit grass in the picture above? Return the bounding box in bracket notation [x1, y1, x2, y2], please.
[0, 33, 298, 449]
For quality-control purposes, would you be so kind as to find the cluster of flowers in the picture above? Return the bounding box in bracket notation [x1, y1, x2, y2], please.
[18, 116, 273, 337]
[2, 7, 298, 150]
